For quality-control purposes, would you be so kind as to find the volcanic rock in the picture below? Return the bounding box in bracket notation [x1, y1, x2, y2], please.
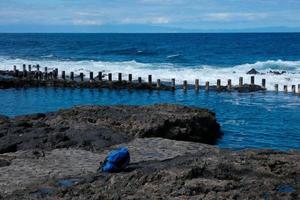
[246, 68, 260, 74]
[0, 104, 221, 154]
[0, 138, 299, 199]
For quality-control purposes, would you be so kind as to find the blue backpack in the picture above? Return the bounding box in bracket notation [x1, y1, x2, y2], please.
[100, 147, 130, 173]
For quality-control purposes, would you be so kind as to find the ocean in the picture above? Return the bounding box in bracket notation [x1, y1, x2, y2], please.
[0, 33, 299, 150]
[0, 33, 300, 89]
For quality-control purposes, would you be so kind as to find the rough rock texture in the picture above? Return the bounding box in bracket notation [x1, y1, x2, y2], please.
[0, 104, 221, 153]
[0, 105, 299, 199]
[0, 138, 299, 199]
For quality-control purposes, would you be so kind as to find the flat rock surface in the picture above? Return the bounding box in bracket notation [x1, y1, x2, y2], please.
[0, 138, 216, 195]
[0, 138, 299, 199]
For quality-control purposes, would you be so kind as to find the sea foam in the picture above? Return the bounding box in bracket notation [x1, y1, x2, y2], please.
[0, 57, 299, 91]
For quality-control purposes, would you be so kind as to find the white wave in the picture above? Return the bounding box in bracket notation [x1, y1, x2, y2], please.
[0, 57, 299, 91]
[41, 54, 54, 58]
[235, 60, 300, 71]
[167, 54, 181, 59]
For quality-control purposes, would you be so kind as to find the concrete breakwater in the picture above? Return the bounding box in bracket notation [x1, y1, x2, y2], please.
[0, 64, 281, 92]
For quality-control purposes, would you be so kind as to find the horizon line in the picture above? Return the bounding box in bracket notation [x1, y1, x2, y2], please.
[1, 32, 300, 34]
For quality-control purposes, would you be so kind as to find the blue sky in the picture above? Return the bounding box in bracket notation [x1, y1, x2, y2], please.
[0, 0, 300, 32]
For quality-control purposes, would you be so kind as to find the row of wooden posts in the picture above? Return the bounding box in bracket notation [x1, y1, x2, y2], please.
[12, 64, 300, 93]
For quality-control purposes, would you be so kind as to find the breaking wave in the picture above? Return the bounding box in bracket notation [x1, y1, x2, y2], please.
[0, 57, 299, 91]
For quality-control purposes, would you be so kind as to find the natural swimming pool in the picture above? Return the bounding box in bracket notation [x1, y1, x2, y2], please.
[0, 88, 299, 150]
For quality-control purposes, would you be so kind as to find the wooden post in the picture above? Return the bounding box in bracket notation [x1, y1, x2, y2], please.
[262, 79, 266, 89]
[239, 77, 243, 88]
[227, 79, 232, 91]
[138, 77, 142, 84]
[15, 70, 19, 78]
[70, 72, 74, 81]
[44, 67, 48, 80]
[128, 74, 132, 83]
[292, 85, 296, 93]
[251, 76, 255, 85]
[34, 70, 38, 80]
[171, 78, 175, 90]
[275, 84, 279, 92]
[52, 70, 55, 80]
[108, 73, 112, 82]
[55, 68, 58, 79]
[205, 81, 209, 91]
[284, 85, 288, 93]
[217, 79, 221, 90]
[49, 72, 53, 80]
[183, 80, 187, 90]
[38, 71, 42, 80]
[98, 72, 102, 81]
[62, 71, 66, 80]
[28, 65, 32, 79]
[22, 64, 26, 73]
[90, 72, 93, 81]
[52, 68, 57, 79]
[148, 75, 152, 85]
[51, 70, 55, 80]
[195, 79, 199, 91]
[23, 64, 27, 78]
[24, 70, 27, 78]
[157, 79, 161, 89]
[118, 73, 122, 82]
[80, 73, 84, 82]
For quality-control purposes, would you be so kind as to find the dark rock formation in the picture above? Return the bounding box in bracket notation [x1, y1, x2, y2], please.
[0, 104, 221, 154]
[0, 158, 10, 168]
[235, 84, 266, 92]
[268, 70, 287, 75]
[247, 68, 260, 74]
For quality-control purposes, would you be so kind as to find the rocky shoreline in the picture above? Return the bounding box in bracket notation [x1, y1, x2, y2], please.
[0, 104, 299, 199]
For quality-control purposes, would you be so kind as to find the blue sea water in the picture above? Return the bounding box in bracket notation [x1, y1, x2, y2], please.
[0, 33, 300, 150]
[0, 33, 300, 65]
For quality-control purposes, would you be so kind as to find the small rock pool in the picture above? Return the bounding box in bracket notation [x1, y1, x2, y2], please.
[0, 88, 299, 150]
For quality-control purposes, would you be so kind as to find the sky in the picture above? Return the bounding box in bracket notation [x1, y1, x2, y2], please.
[0, 0, 300, 32]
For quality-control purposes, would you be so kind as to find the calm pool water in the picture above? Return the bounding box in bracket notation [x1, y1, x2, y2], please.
[0, 88, 299, 150]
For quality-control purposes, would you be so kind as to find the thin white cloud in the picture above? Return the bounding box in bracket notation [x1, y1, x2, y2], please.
[120, 17, 170, 24]
[151, 17, 170, 24]
[0, 0, 299, 31]
[204, 12, 268, 21]
[72, 19, 104, 26]
[140, 0, 184, 5]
